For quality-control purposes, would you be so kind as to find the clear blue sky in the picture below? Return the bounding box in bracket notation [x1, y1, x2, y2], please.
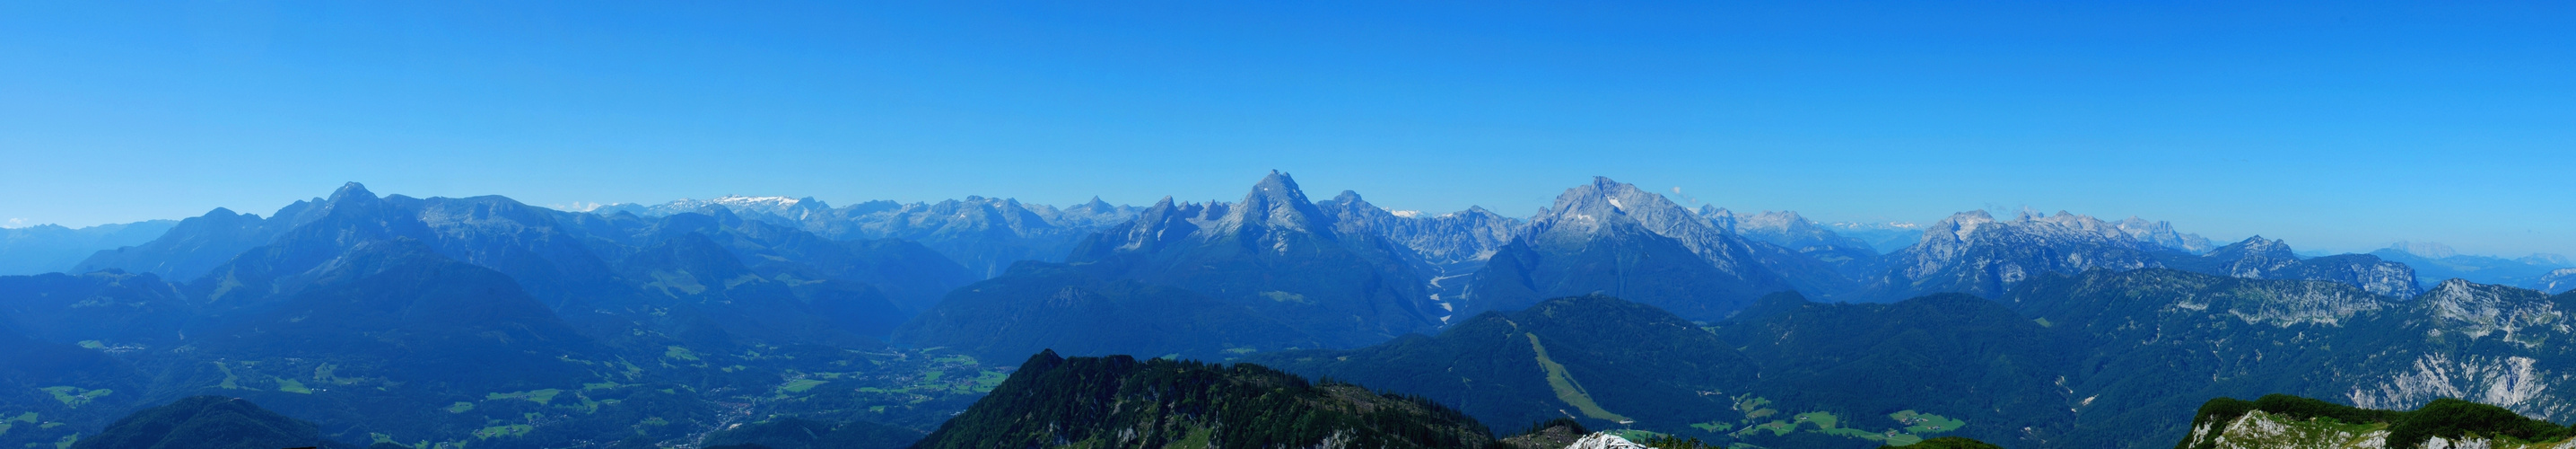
[3, 1, 2571, 257]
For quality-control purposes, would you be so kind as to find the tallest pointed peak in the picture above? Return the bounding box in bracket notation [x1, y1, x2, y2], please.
[1244, 171, 1311, 204]
[1254, 170, 1297, 191]
[329, 182, 377, 202]
[1218, 171, 1331, 237]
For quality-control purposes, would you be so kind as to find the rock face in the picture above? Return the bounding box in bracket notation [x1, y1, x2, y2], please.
[2177, 236, 2421, 297]
[1562, 433, 1647, 449]
[1464, 177, 1794, 321]
[2001, 269, 2576, 448]
[1868, 210, 2169, 300]
[2178, 394, 2576, 449]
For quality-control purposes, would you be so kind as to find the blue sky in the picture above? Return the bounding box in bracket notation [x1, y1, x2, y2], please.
[3, 1, 2571, 257]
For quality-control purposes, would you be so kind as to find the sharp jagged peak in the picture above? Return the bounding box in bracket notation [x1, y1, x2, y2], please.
[328, 181, 376, 203]
[1211, 171, 1333, 237]
[304, 181, 392, 221]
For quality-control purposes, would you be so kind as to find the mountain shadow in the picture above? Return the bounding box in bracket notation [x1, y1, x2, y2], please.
[912, 350, 1503, 449]
[71, 395, 363, 449]
[891, 261, 1318, 363]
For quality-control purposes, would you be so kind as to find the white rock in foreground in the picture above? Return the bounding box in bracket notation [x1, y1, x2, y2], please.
[1565, 432, 1648, 449]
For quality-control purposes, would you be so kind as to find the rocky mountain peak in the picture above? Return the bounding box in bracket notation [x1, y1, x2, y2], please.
[1922, 210, 1999, 245]
[1530, 177, 1715, 246]
[2116, 216, 2214, 252]
[327, 181, 376, 204]
[1209, 171, 1334, 240]
[2222, 235, 2293, 257]
[2415, 279, 2560, 343]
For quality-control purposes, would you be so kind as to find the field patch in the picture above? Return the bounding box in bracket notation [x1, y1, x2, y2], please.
[486, 389, 563, 405]
[1525, 333, 1630, 423]
[38, 387, 109, 409]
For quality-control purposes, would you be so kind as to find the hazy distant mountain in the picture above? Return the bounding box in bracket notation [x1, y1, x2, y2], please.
[1060, 172, 1442, 348]
[2114, 216, 2214, 253]
[2522, 253, 2572, 267]
[1706, 207, 1883, 281]
[2541, 269, 2576, 295]
[1706, 208, 1873, 254]
[1824, 221, 1926, 253]
[2370, 242, 2569, 288]
[1249, 295, 1759, 433]
[589, 195, 1139, 278]
[1463, 177, 1794, 321]
[0, 220, 176, 276]
[74, 205, 324, 282]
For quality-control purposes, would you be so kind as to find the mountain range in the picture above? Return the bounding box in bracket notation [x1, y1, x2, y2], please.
[0, 221, 175, 276]
[6, 173, 2574, 448]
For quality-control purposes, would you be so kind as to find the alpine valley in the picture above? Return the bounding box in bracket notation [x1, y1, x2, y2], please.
[5, 172, 2574, 449]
